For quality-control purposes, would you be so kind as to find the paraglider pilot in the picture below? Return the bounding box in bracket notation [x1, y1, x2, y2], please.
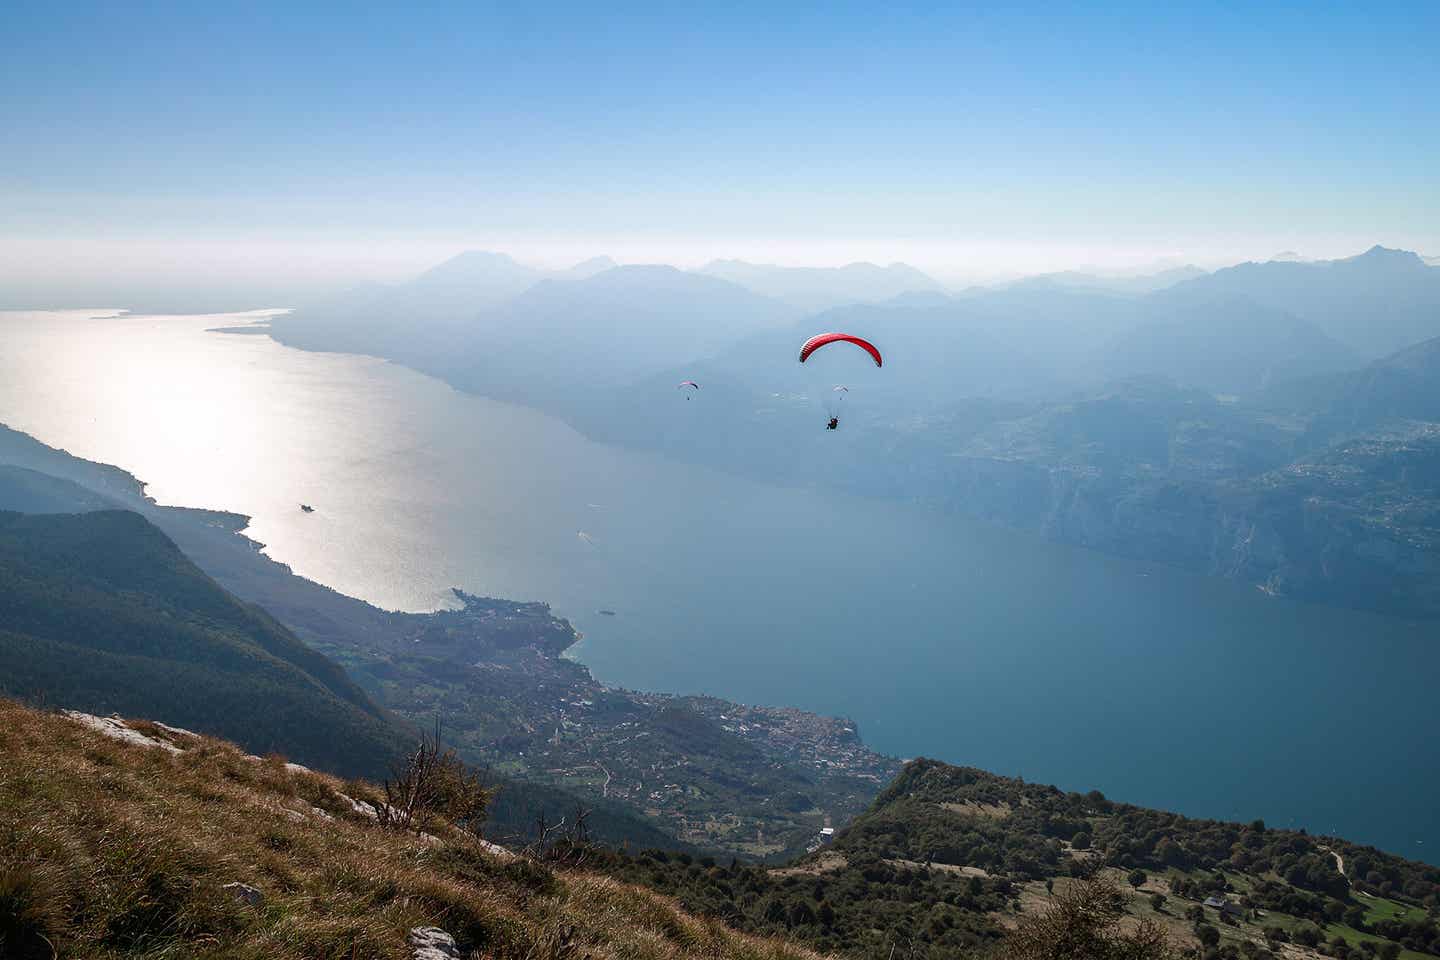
[827, 417, 839, 430]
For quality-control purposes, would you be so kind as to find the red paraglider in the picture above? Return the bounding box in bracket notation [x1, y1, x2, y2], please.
[798, 333, 882, 367]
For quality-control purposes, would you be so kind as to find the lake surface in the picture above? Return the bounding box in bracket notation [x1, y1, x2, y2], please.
[1, 309, 1436, 860]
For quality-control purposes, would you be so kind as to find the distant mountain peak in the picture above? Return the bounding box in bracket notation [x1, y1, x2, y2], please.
[428, 249, 525, 270]
[1340, 245, 1426, 269]
[563, 255, 618, 279]
[415, 250, 537, 286]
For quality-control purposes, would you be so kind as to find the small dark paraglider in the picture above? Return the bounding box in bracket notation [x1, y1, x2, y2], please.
[677, 380, 700, 400]
[827, 417, 839, 430]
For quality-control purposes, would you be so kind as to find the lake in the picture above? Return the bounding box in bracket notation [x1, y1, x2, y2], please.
[1, 308, 1436, 860]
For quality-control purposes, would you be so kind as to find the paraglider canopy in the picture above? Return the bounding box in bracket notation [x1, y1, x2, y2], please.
[798, 333, 882, 367]
[677, 380, 700, 390]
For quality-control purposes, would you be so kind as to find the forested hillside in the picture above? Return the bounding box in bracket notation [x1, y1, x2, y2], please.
[0, 509, 408, 778]
[590, 759, 1440, 960]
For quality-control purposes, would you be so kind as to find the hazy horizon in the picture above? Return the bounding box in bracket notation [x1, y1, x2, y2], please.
[4, 3, 1437, 302]
[2, 240, 1433, 314]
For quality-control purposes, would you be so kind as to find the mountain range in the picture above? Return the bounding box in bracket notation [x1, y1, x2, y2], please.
[267, 244, 1440, 620]
[697, 259, 945, 312]
[1164, 246, 1440, 359]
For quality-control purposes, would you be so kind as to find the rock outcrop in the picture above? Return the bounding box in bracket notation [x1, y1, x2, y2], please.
[408, 926, 462, 960]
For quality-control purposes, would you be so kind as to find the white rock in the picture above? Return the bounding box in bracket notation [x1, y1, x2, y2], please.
[151, 720, 200, 740]
[337, 792, 380, 820]
[64, 711, 182, 754]
[408, 926, 461, 960]
[477, 838, 516, 861]
[223, 881, 265, 909]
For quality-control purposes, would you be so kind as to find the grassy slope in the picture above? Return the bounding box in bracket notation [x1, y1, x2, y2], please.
[0, 508, 409, 780]
[0, 697, 822, 960]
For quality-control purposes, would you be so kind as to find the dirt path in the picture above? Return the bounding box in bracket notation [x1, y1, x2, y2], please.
[595, 762, 612, 798]
[1319, 845, 1347, 881]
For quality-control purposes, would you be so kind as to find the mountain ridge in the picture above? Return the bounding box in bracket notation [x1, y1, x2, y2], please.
[0, 507, 409, 778]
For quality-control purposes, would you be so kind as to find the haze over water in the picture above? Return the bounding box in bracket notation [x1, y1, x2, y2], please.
[2, 309, 1436, 861]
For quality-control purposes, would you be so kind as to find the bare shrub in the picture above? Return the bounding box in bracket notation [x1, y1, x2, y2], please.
[994, 876, 1173, 960]
[378, 723, 491, 837]
[525, 805, 593, 866]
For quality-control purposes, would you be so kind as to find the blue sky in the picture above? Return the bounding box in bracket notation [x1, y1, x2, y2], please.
[2, 2, 1437, 286]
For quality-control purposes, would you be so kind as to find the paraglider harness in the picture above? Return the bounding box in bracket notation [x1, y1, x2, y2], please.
[826, 417, 839, 430]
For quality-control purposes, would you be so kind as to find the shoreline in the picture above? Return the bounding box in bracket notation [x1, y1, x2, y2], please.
[0, 417, 903, 856]
[2, 308, 1436, 862]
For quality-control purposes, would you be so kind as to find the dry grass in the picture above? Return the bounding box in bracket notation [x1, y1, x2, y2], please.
[990, 877, 1174, 960]
[938, 801, 1013, 821]
[0, 699, 829, 960]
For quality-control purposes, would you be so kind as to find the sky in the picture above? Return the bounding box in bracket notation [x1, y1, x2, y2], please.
[2, 1, 1438, 297]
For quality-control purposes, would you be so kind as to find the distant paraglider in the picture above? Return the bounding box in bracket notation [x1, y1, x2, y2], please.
[824, 385, 848, 429]
[677, 380, 700, 399]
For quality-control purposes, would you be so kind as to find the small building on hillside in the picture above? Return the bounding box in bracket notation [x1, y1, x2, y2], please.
[1204, 896, 1244, 918]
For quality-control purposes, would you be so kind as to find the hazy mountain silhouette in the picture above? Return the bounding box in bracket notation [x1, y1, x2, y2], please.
[1099, 295, 1357, 393]
[562, 255, 619, 279]
[277, 245, 1432, 405]
[411, 250, 544, 298]
[465, 265, 798, 387]
[1009, 264, 1207, 296]
[1166, 245, 1440, 357]
[698, 259, 943, 312]
[1264, 334, 1440, 432]
[275, 250, 545, 359]
[275, 256, 797, 388]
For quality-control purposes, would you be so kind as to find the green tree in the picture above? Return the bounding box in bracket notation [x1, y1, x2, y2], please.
[787, 900, 816, 926]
